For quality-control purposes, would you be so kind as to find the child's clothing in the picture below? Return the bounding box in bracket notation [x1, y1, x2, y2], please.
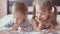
[4, 19, 33, 32]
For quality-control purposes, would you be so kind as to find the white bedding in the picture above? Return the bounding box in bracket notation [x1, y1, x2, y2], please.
[0, 30, 59, 34]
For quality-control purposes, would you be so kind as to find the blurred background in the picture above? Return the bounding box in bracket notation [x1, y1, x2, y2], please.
[0, 0, 60, 18]
[0, 0, 60, 31]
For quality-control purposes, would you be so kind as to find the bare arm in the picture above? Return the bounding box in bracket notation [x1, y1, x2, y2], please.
[32, 18, 38, 32]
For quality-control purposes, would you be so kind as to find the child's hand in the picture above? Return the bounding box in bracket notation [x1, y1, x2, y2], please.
[7, 24, 19, 31]
[8, 25, 19, 31]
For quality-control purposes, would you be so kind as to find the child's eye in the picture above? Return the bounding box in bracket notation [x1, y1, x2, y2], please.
[39, 13, 44, 15]
[37, 12, 40, 14]
[13, 17, 15, 18]
[16, 18, 21, 20]
[41, 14, 44, 15]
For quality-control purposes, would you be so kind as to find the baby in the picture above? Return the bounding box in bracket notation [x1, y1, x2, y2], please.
[4, 2, 33, 32]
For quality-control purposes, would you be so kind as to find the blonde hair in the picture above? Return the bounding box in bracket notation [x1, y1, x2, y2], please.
[12, 2, 28, 14]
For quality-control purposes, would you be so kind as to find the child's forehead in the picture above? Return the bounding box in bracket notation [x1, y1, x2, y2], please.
[13, 15, 23, 18]
[14, 12, 23, 16]
[15, 11, 27, 15]
[13, 12, 26, 17]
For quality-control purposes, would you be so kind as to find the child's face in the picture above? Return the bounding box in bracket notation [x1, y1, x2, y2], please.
[36, 6, 49, 20]
[36, 11, 48, 20]
[13, 11, 27, 24]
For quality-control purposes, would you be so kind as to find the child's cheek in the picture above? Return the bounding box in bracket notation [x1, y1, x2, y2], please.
[13, 18, 17, 23]
[16, 19, 22, 24]
[13, 18, 21, 24]
[14, 19, 18, 24]
[41, 15, 47, 20]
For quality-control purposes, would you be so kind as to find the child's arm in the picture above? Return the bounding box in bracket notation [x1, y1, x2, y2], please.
[7, 24, 19, 31]
[4, 21, 14, 28]
[32, 18, 38, 32]
[4, 21, 19, 31]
